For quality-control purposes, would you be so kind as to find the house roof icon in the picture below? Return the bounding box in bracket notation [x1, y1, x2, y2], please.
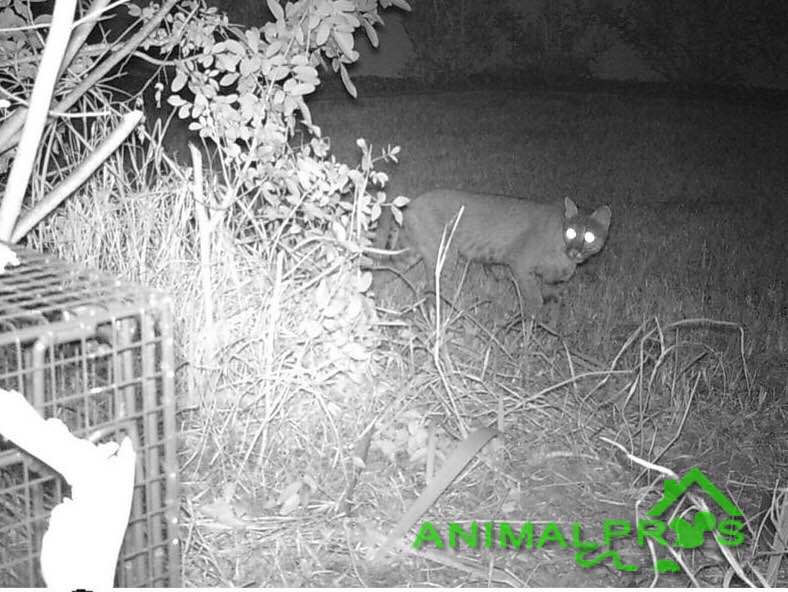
[647, 467, 742, 518]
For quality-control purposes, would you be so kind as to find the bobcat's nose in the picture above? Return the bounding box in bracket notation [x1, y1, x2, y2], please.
[567, 249, 585, 263]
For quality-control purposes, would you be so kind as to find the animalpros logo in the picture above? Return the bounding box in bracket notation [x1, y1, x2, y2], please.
[411, 468, 745, 574]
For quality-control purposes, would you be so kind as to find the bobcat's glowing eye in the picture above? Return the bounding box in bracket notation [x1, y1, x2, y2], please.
[584, 231, 596, 243]
[565, 227, 577, 240]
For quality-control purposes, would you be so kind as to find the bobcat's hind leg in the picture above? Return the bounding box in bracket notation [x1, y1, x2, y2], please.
[415, 249, 460, 322]
[417, 250, 438, 298]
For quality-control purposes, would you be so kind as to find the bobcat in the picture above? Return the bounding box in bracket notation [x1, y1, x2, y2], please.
[402, 189, 611, 312]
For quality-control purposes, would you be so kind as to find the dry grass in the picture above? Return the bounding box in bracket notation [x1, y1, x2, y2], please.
[315, 88, 787, 385]
[23, 87, 788, 586]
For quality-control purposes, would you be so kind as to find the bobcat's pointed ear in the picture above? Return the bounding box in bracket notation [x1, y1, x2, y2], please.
[564, 197, 578, 218]
[591, 205, 611, 230]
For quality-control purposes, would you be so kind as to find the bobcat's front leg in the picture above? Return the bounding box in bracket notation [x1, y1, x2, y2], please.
[514, 272, 543, 316]
[540, 282, 563, 303]
[541, 282, 564, 329]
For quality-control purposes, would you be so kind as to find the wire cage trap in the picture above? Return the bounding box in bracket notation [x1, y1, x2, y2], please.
[0, 242, 179, 587]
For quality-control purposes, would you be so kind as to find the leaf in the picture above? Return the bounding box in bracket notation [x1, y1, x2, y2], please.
[331, 220, 347, 242]
[358, 271, 373, 293]
[216, 52, 241, 71]
[343, 342, 369, 361]
[245, 28, 261, 51]
[224, 39, 246, 55]
[303, 474, 319, 492]
[392, 195, 410, 208]
[267, 0, 284, 22]
[324, 296, 346, 318]
[390, 0, 412, 10]
[296, 167, 311, 189]
[340, 64, 357, 98]
[373, 171, 389, 186]
[280, 491, 300, 515]
[171, 71, 188, 93]
[346, 294, 362, 318]
[277, 479, 303, 504]
[198, 499, 247, 528]
[301, 103, 316, 132]
[332, 30, 355, 58]
[266, 40, 283, 57]
[362, 20, 379, 47]
[167, 94, 186, 107]
[392, 207, 403, 225]
[219, 72, 239, 87]
[293, 65, 318, 83]
[315, 279, 330, 309]
[358, 191, 371, 210]
[315, 20, 331, 46]
[285, 81, 316, 96]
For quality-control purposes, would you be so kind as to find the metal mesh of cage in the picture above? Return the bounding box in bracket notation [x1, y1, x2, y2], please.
[0, 242, 179, 587]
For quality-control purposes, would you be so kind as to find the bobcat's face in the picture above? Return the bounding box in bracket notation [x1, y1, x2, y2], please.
[562, 197, 611, 264]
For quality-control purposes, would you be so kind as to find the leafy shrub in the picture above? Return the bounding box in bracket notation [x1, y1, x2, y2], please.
[130, 0, 410, 244]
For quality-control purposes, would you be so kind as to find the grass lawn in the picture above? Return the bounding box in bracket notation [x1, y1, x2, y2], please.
[314, 89, 787, 390]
